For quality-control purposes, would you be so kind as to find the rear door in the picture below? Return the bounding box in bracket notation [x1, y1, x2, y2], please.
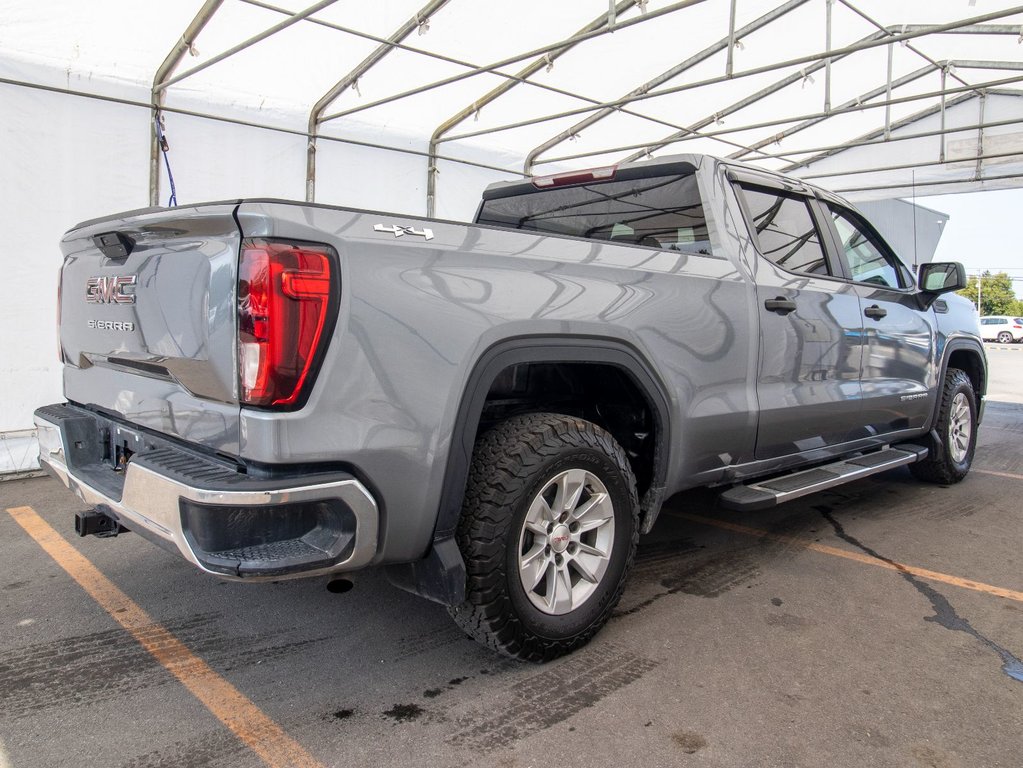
[818, 200, 937, 435]
[59, 204, 242, 455]
[731, 177, 866, 460]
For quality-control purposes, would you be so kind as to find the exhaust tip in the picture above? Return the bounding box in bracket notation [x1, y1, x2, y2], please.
[326, 577, 354, 594]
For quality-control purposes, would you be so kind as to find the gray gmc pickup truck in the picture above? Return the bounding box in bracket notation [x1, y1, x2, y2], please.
[36, 154, 984, 661]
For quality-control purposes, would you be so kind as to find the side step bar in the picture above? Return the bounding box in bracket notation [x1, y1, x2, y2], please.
[719, 444, 929, 511]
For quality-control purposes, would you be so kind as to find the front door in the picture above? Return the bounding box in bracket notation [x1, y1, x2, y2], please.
[820, 202, 937, 434]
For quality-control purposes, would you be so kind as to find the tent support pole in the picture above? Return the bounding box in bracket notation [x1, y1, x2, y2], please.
[824, 0, 832, 112]
[940, 66, 948, 162]
[440, 7, 1023, 146]
[884, 44, 893, 139]
[149, 0, 224, 207]
[306, 0, 450, 203]
[426, 0, 637, 217]
[536, 72, 1023, 168]
[975, 92, 987, 180]
[154, 0, 338, 94]
[726, 0, 737, 77]
[523, 0, 809, 173]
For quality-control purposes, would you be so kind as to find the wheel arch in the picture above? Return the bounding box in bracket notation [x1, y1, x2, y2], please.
[936, 337, 987, 424]
[386, 336, 673, 606]
[922, 336, 987, 466]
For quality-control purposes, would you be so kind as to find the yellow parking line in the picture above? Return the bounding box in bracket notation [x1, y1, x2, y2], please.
[6, 506, 324, 768]
[973, 468, 1023, 481]
[669, 511, 1023, 603]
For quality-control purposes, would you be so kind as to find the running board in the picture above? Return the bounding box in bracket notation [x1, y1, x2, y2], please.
[719, 444, 929, 511]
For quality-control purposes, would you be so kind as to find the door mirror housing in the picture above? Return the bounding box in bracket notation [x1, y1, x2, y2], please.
[918, 262, 967, 294]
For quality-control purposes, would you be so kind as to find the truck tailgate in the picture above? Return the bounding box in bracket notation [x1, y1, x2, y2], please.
[58, 204, 241, 455]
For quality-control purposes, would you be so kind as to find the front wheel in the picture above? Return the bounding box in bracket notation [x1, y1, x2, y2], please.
[910, 368, 977, 484]
[448, 413, 639, 662]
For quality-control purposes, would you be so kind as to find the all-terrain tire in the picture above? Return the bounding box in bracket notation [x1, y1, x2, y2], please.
[909, 368, 977, 484]
[448, 412, 640, 662]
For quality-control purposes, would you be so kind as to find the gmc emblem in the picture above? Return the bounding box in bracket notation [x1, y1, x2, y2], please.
[86, 275, 137, 305]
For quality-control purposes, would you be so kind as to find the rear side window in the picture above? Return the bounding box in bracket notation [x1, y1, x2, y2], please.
[476, 173, 713, 255]
[736, 184, 828, 275]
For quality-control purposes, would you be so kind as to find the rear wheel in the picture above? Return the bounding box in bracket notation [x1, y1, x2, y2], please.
[910, 368, 977, 484]
[448, 413, 639, 662]
[997, 331, 1013, 344]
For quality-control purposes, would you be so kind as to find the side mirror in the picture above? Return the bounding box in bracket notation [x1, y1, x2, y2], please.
[918, 262, 967, 294]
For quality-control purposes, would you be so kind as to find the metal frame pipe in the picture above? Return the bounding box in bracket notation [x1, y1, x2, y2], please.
[726, 61, 1023, 165]
[534, 74, 1023, 168]
[825, 0, 833, 113]
[438, 6, 1023, 145]
[306, 0, 451, 202]
[797, 150, 1023, 181]
[425, 0, 638, 216]
[940, 65, 948, 162]
[728, 114, 1023, 166]
[885, 43, 894, 139]
[836, 1, 980, 94]
[726, 64, 937, 164]
[522, 0, 809, 174]
[155, 0, 339, 94]
[149, 0, 224, 206]
[725, 0, 738, 77]
[780, 90, 982, 171]
[318, 0, 710, 124]
[976, 92, 987, 181]
[831, 170, 1021, 194]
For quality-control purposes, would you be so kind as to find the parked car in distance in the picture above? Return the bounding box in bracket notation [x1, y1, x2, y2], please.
[979, 315, 1023, 343]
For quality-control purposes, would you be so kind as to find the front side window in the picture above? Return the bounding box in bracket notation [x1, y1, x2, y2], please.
[736, 184, 828, 275]
[828, 205, 907, 289]
[475, 172, 713, 255]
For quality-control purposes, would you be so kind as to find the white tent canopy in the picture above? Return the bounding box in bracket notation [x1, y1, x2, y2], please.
[1, 0, 1022, 472]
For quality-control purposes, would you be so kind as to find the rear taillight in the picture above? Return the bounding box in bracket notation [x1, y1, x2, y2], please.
[237, 239, 337, 409]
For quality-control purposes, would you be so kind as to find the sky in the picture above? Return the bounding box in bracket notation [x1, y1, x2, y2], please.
[925, 188, 1023, 295]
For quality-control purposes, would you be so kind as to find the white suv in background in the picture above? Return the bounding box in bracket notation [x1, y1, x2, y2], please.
[980, 316, 1023, 343]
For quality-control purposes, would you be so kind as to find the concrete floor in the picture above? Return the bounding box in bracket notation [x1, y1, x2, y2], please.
[2, 350, 1021, 768]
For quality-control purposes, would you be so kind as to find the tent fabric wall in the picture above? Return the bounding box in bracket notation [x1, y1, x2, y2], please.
[0, 59, 515, 473]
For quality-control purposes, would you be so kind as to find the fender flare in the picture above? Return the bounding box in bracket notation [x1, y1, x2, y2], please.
[930, 336, 987, 429]
[921, 336, 987, 461]
[386, 335, 672, 605]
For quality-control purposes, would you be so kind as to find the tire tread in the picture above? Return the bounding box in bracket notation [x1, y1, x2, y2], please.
[448, 412, 639, 662]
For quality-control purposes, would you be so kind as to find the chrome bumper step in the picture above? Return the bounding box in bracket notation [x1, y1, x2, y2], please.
[719, 444, 929, 511]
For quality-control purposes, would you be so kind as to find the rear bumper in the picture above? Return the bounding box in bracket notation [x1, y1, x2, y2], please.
[34, 403, 379, 581]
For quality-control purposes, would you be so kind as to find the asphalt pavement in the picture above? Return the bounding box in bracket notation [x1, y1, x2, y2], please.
[2, 356, 1021, 767]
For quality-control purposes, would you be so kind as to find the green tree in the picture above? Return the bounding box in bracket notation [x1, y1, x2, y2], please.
[957, 271, 1018, 316]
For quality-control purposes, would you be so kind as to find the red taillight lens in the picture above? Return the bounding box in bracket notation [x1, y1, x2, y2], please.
[238, 239, 337, 408]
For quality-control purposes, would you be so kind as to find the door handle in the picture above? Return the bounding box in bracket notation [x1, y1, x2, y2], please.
[764, 296, 797, 315]
[864, 304, 887, 320]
